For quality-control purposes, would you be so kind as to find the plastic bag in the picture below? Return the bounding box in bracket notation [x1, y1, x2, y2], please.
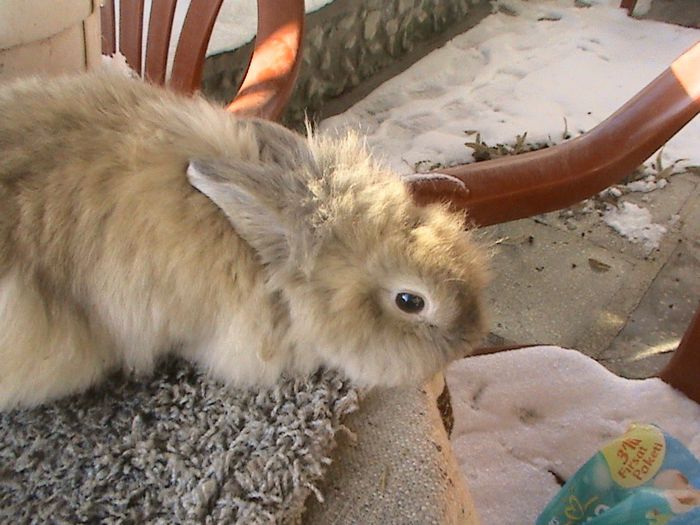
[537, 423, 700, 525]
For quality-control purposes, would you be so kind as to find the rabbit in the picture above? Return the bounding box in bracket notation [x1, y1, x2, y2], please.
[0, 72, 489, 410]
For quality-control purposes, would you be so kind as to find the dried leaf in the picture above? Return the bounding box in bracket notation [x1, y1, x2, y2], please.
[514, 132, 528, 153]
[654, 148, 665, 173]
[413, 160, 445, 172]
[588, 258, 611, 273]
[464, 131, 550, 162]
[378, 465, 391, 492]
[656, 166, 676, 180]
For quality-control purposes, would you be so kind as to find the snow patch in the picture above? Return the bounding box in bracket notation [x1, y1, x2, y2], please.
[322, 0, 700, 175]
[601, 186, 623, 199]
[603, 201, 667, 251]
[625, 176, 668, 193]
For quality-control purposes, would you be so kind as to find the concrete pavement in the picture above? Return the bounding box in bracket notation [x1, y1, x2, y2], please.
[483, 170, 699, 379]
[480, 2, 700, 379]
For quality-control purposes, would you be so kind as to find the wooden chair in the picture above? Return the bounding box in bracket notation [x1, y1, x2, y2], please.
[100, 0, 304, 121]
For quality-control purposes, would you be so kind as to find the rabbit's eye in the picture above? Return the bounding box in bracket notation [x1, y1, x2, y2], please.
[395, 292, 425, 314]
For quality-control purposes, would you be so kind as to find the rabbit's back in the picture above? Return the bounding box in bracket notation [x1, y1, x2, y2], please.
[0, 73, 259, 312]
[0, 73, 274, 395]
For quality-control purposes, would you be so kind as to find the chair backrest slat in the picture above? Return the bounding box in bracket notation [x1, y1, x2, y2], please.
[144, 0, 178, 85]
[169, 0, 224, 94]
[101, 0, 303, 117]
[119, 0, 145, 74]
[101, 0, 117, 56]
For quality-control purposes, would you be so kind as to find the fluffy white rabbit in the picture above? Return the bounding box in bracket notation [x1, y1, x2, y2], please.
[0, 73, 488, 410]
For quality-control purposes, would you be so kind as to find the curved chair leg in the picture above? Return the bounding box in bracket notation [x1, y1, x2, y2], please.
[226, 0, 305, 121]
[408, 42, 700, 227]
[659, 305, 700, 403]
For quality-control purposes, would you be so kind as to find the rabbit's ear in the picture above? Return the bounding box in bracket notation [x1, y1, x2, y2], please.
[187, 159, 319, 270]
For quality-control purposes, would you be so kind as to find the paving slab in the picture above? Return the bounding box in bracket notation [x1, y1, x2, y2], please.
[482, 218, 657, 356]
[482, 167, 700, 375]
[600, 240, 700, 378]
[599, 179, 700, 378]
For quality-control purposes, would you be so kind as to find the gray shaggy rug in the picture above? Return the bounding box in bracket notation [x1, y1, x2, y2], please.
[0, 359, 358, 524]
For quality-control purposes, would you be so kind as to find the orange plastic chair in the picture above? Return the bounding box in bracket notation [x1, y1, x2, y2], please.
[100, 0, 304, 121]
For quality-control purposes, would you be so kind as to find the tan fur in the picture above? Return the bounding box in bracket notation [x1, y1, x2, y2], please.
[0, 72, 489, 410]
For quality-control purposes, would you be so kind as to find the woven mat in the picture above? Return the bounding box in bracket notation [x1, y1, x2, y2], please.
[0, 359, 358, 524]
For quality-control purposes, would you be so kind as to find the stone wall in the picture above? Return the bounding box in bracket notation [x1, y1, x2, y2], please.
[202, 0, 491, 127]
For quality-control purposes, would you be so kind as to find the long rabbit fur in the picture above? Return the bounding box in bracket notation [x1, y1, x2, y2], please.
[0, 72, 488, 410]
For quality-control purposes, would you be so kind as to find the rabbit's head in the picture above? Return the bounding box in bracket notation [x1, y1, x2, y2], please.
[188, 120, 489, 387]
